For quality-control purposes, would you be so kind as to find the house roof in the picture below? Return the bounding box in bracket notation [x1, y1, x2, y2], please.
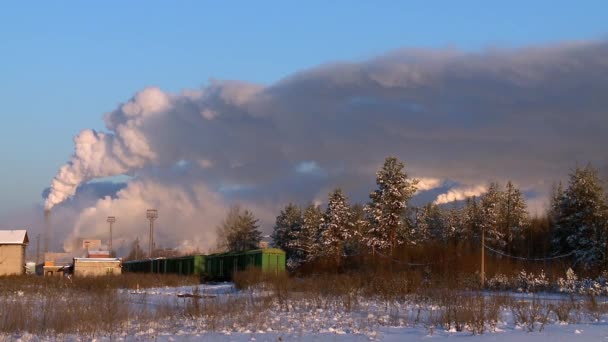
[0, 230, 29, 245]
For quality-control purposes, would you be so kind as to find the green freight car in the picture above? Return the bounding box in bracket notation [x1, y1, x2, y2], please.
[205, 248, 286, 280]
[123, 254, 206, 276]
[122, 249, 285, 281]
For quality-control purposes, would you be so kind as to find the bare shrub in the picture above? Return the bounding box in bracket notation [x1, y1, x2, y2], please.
[511, 297, 551, 332]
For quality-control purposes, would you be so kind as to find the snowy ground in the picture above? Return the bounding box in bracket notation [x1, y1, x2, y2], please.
[2, 284, 607, 341]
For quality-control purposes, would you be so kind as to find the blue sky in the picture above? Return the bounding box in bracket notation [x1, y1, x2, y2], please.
[0, 1, 607, 218]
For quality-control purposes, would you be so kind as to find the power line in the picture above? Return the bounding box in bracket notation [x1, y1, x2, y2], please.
[483, 244, 574, 261]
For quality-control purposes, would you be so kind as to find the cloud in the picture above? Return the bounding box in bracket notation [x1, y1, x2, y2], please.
[42, 40, 608, 251]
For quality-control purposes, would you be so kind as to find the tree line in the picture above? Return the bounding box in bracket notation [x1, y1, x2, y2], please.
[214, 157, 608, 273]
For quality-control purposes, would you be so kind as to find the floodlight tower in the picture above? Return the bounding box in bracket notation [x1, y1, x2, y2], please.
[107, 216, 116, 253]
[146, 209, 158, 258]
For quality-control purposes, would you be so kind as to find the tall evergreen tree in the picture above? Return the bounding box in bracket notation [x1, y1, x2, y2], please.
[320, 188, 353, 265]
[552, 165, 608, 267]
[345, 204, 366, 256]
[272, 203, 302, 259]
[291, 204, 324, 263]
[364, 156, 418, 255]
[480, 182, 506, 248]
[500, 181, 529, 252]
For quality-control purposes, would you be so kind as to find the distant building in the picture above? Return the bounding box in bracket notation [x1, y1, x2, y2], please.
[82, 239, 102, 251]
[0, 230, 29, 276]
[43, 252, 72, 276]
[87, 250, 111, 258]
[73, 258, 122, 276]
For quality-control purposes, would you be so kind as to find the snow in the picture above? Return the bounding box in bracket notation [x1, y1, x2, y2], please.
[0, 229, 28, 244]
[2, 284, 607, 341]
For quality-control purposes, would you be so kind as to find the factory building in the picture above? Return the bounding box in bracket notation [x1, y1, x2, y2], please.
[0, 230, 29, 276]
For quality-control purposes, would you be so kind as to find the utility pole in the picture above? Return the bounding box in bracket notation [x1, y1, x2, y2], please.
[146, 209, 158, 258]
[107, 216, 116, 254]
[481, 224, 485, 288]
[36, 234, 40, 264]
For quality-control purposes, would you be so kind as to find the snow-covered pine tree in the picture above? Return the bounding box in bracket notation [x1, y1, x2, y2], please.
[463, 196, 482, 242]
[413, 206, 430, 243]
[426, 203, 446, 242]
[550, 182, 569, 255]
[480, 182, 506, 248]
[444, 204, 462, 242]
[500, 181, 529, 253]
[288, 204, 323, 269]
[320, 188, 353, 266]
[345, 204, 366, 256]
[553, 165, 608, 268]
[272, 203, 302, 261]
[364, 157, 418, 255]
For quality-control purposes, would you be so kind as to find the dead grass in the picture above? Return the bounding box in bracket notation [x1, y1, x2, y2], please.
[1, 270, 607, 337]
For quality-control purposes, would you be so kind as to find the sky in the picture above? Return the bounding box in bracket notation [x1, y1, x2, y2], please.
[1, 1, 607, 253]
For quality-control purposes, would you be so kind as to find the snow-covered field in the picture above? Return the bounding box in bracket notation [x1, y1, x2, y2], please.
[2, 282, 607, 341]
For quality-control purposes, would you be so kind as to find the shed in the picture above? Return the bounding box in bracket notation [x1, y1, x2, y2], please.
[0, 230, 29, 276]
[73, 258, 122, 276]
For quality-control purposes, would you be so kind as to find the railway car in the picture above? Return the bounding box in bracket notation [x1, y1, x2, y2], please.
[205, 248, 286, 280]
[122, 249, 285, 281]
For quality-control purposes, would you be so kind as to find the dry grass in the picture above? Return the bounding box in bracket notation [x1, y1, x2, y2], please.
[1, 270, 607, 337]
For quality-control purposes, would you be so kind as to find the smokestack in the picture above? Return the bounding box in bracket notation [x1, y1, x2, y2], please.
[44, 209, 51, 254]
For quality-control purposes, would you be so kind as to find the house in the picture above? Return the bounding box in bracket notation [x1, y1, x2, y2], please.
[0, 230, 29, 276]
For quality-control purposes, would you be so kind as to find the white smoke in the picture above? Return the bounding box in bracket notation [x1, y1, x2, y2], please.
[415, 177, 443, 193]
[434, 185, 487, 205]
[42, 41, 608, 252]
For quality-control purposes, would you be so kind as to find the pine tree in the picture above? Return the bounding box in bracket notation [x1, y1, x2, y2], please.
[217, 206, 262, 252]
[552, 165, 608, 268]
[480, 182, 505, 248]
[272, 203, 302, 260]
[291, 204, 324, 264]
[320, 188, 353, 266]
[463, 196, 482, 242]
[500, 181, 529, 253]
[345, 204, 366, 256]
[364, 156, 418, 255]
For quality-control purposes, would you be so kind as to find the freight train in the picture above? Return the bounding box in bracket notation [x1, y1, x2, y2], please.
[122, 248, 286, 280]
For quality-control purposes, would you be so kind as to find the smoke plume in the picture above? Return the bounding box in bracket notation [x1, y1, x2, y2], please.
[43, 40, 608, 252]
[434, 185, 488, 205]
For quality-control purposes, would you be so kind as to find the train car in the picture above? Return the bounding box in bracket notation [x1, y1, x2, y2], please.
[205, 248, 286, 280]
[122, 249, 285, 281]
[165, 255, 206, 275]
[122, 259, 151, 273]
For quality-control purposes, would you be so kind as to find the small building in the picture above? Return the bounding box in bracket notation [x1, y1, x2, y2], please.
[43, 252, 72, 276]
[82, 239, 102, 250]
[87, 250, 111, 258]
[0, 230, 29, 276]
[73, 258, 122, 277]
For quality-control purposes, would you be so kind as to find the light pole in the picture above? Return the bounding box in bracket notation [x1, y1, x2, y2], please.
[146, 209, 158, 258]
[107, 216, 116, 253]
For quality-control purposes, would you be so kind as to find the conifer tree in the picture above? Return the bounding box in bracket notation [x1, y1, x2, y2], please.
[272, 203, 302, 259]
[320, 188, 353, 265]
[499, 181, 529, 253]
[552, 165, 608, 267]
[217, 206, 262, 252]
[292, 204, 324, 263]
[364, 156, 418, 255]
[480, 182, 506, 248]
